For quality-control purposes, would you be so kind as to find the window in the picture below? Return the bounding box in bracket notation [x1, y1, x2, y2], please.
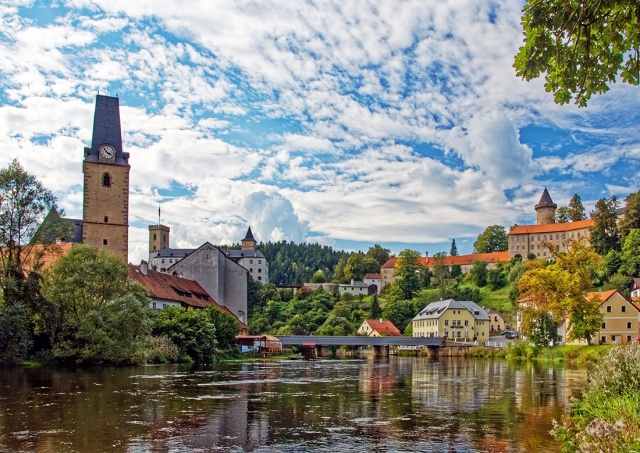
[258, 268, 261, 273]
[258, 260, 262, 264]
[258, 276, 262, 281]
[622, 306, 627, 313]
[628, 322, 632, 329]
[464, 320, 469, 326]
[102, 238, 108, 246]
[601, 336, 606, 343]
[153, 234, 157, 240]
[250, 268, 253, 273]
[602, 322, 607, 329]
[104, 216, 109, 223]
[161, 259, 165, 263]
[607, 306, 612, 313]
[445, 320, 449, 326]
[250, 259, 253, 264]
[102, 173, 112, 187]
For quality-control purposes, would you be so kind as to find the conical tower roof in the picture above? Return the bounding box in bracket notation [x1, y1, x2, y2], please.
[243, 226, 255, 242]
[535, 188, 557, 210]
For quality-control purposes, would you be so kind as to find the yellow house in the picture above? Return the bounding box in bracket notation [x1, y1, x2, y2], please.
[487, 309, 507, 333]
[412, 299, 490, 342]
[560, 289, 640, 345]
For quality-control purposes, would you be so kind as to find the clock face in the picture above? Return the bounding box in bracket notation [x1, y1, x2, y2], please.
[100, 144, 115, 159]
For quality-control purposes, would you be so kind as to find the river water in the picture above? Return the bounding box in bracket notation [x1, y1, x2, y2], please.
[0, 357, 587, 452]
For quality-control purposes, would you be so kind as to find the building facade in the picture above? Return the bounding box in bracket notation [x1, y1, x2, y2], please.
[412, 299, 490, 341]
[356, 319, 402, 337]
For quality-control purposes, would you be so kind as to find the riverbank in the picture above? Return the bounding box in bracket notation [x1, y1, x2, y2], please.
[464, 342, 612, 366]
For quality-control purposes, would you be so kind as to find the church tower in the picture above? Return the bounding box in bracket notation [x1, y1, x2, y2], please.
[241, 226, 257, 251]
[535, 188, 557, 225]
[149, 224, 170, 255]
[81, 95, 130, 262]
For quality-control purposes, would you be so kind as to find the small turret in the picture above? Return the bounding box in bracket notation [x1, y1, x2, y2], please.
[241, 226, 257, 251]
[535, 188, 557, 225]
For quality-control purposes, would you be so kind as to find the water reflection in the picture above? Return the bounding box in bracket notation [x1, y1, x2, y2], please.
[0, 358, 586, 452]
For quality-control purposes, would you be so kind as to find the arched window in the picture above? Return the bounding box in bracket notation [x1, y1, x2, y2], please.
[102, 173, 112, 187]
[153, 234, 157, 241]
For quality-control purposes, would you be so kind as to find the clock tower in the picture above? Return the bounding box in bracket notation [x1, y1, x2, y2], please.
[82, 95, 130, 262]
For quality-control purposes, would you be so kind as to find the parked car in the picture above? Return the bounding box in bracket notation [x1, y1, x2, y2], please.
[504, 330, 519, 339]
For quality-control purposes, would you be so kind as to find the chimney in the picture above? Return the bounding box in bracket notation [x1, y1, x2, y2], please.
[140, 260, 148, 276]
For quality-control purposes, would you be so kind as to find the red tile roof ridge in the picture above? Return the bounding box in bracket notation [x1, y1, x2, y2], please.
[381, 251, 509, 269]
[509, 219, 595, 235]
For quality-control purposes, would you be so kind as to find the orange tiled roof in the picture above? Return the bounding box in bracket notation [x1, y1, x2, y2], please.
[381, 251, 509, 269]
[128, 264, 247, 328]
[509, 219, 594, 235]
[364, 319, 402, 336]
[1, 242, 73, 273]
[586, 289, 619, 302]
[364, 273, 381, 279]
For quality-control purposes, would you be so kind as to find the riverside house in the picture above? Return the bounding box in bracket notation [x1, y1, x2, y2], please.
[412, 299, 490, 342]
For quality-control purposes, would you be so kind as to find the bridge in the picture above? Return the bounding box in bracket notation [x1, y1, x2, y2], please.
[273, 335, 443, 358]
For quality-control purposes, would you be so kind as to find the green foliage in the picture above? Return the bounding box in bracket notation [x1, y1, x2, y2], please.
[620, 228, 640, 276]
[449, 239, 458, 256]
[247, 275, 262, 311]
[332, 258, 346, 283]
[369, 293, 382, 319]
[620, 191, 640, 241]
[514, 0, 640, 107]
[568, 194, 587, 221]
[471, 260, 488, 287]
[381, 299, 415, 334]
[552, 345, 640, 452]
[0, 301, 33, 364]
[391, 249, 422, 300]
[316, 314, 352, 336]
[601, 249, 623, 279]
[590, 195, 621, 255]
[473, 225, 508, 253]
[153, 306, 216, 363]
[310, 269, 327, 283]
[556, 206, 571, 223]
[205, 306, 241, 348]
[142, 334, 180, 364]
[365, 244, 391, 267]
[487, 268, 507, 290]
[603, 273, 633, 295]
[521, 310, 557, 347]
[567, 296, 604, 345]
[42, 244, 152, 364]
[430, 252, 452, 299]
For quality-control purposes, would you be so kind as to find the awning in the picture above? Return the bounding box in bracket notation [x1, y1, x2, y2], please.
[302, 342, 316, 346]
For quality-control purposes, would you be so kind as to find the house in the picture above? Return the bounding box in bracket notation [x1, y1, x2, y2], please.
[128, 262, 248, 335]
[235, 335, 282, 354]
[486, 309, 507, 333]
[630, 278, 640, 299]
[357, 319, 402, 337]
[559, 289, 640, 345]
[412, 299, 490, 341]
[380, 251, 508, 290]
[363, 273, 381, 294]
[338, 279, 375, 297]
[507, 189, 595, 261]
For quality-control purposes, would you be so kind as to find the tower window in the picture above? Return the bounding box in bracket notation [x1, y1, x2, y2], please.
[102, 173, 112, 187]
[103, 239, 108, 246]
[104, 216, 109, 223]
[153, 234, 157, 240]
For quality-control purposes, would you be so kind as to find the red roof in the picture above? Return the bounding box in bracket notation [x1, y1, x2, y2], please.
[381, 251, 509, 269]
[128, 264, 247, 328]
[364, 273, 381, 279]
[509, 219, 594, 235]
[364, 319, 402, 336]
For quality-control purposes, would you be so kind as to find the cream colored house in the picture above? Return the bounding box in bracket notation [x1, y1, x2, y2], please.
[487, 309, 507, 333]
[560, 289, 640, 345]
[412, 299, 490, 342]
[357, 319, 402, 337]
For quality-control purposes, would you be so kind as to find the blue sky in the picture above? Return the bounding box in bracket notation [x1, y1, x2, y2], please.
[1, 0, 639, 264]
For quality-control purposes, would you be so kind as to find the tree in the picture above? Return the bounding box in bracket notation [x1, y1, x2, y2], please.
[366, 244, 391, 267]
[473, 225, 508, 253]
[332, 258, 346, 283]
[154, 306, 216, 363]
[42, 244, 152, 364]
[471, 260, 488, 287]
[567, 295, 604, 345]
[590, 195, 621, 255]
[0, 302, 33, 365]
[310, 269, 327, 283]
[431, 252, 451, 300]
[568, 194, 587, 221]
[619, 190, 640, 240]
[514, 0, 640, 107]
[205, 306, 241, 348]
[449, 239, 458, 256]
[620, 228, 640, 276]
[487, 268, 507, 290]
[381, 299, 415, 334]
[369, 293, 382, 319]
[391, 249, 422, 300]
[521, 310, 557, 347]
[555, 206, 571, 223]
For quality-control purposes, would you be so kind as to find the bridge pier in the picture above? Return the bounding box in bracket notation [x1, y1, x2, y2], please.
[372, 345, 389, 358]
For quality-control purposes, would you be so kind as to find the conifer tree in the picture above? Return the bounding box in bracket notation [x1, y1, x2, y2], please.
[568, 194, 586, 221]
[449, 239, 458, 256]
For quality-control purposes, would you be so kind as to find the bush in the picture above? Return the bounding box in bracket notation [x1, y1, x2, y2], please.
[153, 307, 216, 363]
[143, 335, 179, 364]
[552, 344, 640, 452]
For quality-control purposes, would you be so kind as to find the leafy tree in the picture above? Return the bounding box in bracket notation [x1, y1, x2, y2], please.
[449, 239, 458, 256]
[514, 0, 640, 107]
[471, 260, 488, 287]
[487, 268, 507, 290]
[310, 269, 327, 283]
[404, 322, 413, 337]
[205, 306, 241, 348]
[620, 228, 640, 276]
[602, 249, 623, 279]
[42, 244, 152, 364]
[343, 253, 366, 281]
[619, 190, 640, 240]
[316, 314, 352, 336]
[381, 299, 415, 334]
[391, 249, 422, 300]
[604, 273, 633, 295]
[366, 244, 391, 267]
[247, 275, 262, 311]
[555, 206, 571, 223]
[431, 252, 451, 300]
[154, 306, 216, 363]
[260, 283, 281, 307]
[517, 240, 601, 323]
[332, 258, 347, 283]
[521, 310, 557, 347]
[567, 295, 604, 344]
[590, 195, 621, 255]
[473, 225, 508, 253]
[568, 194, 587, 221]
[450, 264, 462, 279]
[0, 302, 33, 365]
[369, 294, 382, 319]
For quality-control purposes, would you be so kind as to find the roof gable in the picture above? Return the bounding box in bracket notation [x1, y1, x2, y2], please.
[364, 319, 402, 336]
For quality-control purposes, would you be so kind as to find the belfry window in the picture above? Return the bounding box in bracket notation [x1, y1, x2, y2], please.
[102, 173, 112, 187]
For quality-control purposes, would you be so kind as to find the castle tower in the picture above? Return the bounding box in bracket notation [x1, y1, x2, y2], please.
[535, 188, 557, 225]
[241, 226, 257, 251]
[149, 224, 170, 254]
[81, 95, 130, 262]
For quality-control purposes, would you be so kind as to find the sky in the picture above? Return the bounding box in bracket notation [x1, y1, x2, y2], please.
[2, 0, 640, 265]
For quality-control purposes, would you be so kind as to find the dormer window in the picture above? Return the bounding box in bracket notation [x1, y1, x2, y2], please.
[102, 173, 112, 187]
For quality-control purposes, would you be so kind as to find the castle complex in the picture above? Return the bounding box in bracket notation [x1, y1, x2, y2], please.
[507, 188, 595, 261]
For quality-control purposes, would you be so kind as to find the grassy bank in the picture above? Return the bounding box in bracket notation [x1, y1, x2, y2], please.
[464, 342, 612, 366]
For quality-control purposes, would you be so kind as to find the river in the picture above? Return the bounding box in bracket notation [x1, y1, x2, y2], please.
[0, 357, 587, 452]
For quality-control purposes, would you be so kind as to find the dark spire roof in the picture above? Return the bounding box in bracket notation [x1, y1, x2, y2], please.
[243, 226, 255, 242]
[84, 94, 129, 165]
[535, 188, 557, 210]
